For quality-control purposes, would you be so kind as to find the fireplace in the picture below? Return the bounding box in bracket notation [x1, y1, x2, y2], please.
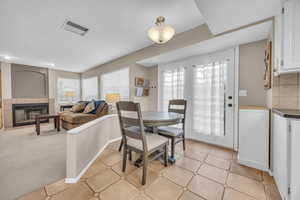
[12, 103, 49, 127]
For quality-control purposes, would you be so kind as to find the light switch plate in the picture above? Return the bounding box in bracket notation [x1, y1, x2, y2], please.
[239, 90, 247, 97]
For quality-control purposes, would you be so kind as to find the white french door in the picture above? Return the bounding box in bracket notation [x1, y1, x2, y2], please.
[158, 49, 236, 148]
[190, 49, 235, 148]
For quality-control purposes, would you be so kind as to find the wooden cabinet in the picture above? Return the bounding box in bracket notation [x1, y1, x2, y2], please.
[274, 0, 300, 74]
[272, 113, 300, 200]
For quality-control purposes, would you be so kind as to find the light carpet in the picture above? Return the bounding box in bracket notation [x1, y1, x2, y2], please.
[0, 124, 66, 200]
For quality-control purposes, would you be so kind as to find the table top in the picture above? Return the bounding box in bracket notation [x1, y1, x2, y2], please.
[36, 114, 60, 119]
[123, 111, 182, 126]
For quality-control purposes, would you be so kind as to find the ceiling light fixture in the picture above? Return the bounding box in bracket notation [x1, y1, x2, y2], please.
[148, 16, 175, 44]
[4, 55, 11, 60]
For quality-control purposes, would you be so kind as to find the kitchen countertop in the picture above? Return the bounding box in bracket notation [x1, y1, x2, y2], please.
[272, 109, 300, 119]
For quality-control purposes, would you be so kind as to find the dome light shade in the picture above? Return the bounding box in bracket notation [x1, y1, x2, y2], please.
[148, 16, 175, 44]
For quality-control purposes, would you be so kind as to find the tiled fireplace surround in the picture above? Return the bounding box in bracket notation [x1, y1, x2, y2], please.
[3, 98, 55, 129]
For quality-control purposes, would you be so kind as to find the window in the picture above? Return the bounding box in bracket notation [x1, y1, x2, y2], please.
[57, 78, 80, 104]
[82, 76, 98, 101]
[100, 68, 129, 100]
[161, 68, 185, 111]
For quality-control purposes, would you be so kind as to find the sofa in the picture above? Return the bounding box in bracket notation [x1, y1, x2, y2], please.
[60, 100, 109, 130]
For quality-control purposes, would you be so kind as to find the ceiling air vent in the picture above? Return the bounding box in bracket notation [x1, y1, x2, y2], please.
[62, 20, 89, 36]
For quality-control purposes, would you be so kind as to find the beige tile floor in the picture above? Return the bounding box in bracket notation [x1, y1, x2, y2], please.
[17, 140, 282, 200]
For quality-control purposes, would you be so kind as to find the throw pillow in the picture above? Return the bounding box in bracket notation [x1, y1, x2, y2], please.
[79, 101, 89, 107]
[90, 100, 105, 114]
[71, 103, 85, 113]
[83, 101, 95, 114]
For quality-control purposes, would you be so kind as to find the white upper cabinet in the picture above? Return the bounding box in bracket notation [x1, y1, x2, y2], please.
[275, 0, 300, 74]
[273, 15, 282, 74]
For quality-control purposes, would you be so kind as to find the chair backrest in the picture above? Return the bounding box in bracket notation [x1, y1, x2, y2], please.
[168, 99, 187, 127]
[116, 101, 147, 151]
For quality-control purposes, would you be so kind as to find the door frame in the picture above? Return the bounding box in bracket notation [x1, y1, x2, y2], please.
[157, 47, 239, 150]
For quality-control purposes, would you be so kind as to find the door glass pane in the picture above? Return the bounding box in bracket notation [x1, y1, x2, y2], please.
[192, 61, 227, 137]
[162, 68, 185, 111]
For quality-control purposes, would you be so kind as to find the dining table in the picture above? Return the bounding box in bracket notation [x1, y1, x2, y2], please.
[123, 111, 183, 165]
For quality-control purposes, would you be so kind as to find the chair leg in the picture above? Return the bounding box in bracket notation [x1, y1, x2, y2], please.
[182, 135, 186, 151]
[142, 153, 148, 185]
[164, 144, 168, 167]
[118, 139, 123, 152]
[122, 145, 127, 172]
[171, 138, 175, 159]
[54, 118, 57, 129]
[129, 150, 132, 161]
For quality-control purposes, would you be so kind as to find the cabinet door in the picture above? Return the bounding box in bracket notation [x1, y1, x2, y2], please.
[282, 0, 300, 70]
[238, 109, 269, 171]
[273, 114, 289, 199]
[274, 15, 282, 74]
[290, 120, 300, 200]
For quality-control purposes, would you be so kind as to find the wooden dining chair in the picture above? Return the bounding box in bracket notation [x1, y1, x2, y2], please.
[116, 101, 169, 185]
[158, 99, 187, 162]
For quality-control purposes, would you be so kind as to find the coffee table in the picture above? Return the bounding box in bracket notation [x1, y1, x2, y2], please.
[35, 114, 60, 135]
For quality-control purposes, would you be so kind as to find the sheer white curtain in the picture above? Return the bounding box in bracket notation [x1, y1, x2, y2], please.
[161, 68, 185, 111]
[192, 61, 227, 137]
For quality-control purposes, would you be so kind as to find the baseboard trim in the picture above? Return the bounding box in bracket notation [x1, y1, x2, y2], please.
[238, 159, 269, 172]
[65, 137, 122, 184]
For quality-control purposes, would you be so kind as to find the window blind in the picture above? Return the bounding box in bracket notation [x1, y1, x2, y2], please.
[100, 68, 129, 101]
[82, 76, 98, 101]
[57, 78, 81, 104]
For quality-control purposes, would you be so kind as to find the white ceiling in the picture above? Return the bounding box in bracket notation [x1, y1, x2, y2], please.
[137, 20, 273, 67]
[0, 0, 204, 72]
[194, 0, 281, 34]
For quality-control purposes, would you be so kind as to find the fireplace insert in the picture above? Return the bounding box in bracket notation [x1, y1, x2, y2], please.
[12, 103, 49, 127]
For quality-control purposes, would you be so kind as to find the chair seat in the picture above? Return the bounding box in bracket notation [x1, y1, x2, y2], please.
[124, 126, 148, 134]
[158, 126, 183, 137]
[127, 134, 168, 152]
[124, 126, 141, 133]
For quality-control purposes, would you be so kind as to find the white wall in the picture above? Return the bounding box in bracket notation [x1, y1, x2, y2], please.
[66, 114, 121, 183]
[131, 64, 158, 111]
[239, 40, 268, 107]
[0, 62, 12, 99]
